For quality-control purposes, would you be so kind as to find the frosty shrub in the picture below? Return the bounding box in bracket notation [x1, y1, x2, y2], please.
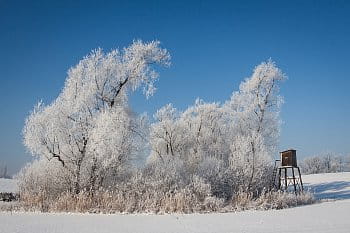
[16, 158, 71, 211]
[18, 41, 311, 213]
[226, 189, 315, 211]
[254, 190, 315, 210]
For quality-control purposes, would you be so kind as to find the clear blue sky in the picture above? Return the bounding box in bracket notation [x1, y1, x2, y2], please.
[1, 0, 349, 175]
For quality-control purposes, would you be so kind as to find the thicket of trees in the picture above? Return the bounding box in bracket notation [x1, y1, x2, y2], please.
[18, 40, 313, 213]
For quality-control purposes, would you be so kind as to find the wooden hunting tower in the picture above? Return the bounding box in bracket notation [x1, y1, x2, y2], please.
[271, 149, 303, 194]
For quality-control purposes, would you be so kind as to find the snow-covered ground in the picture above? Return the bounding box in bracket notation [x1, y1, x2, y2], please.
[0, 172, 349, 233]
[0, 200, 349, 233]
[0, 178, 18, 193]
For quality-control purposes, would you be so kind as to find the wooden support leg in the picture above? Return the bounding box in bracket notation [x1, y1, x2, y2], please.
[297, 167, 304, 191]
[278, 168, 282, 190]
[284, 168, 288, 191]
[291, 167, 297, 194]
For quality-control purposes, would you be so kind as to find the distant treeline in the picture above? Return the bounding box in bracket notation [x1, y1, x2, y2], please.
[0, 163, 10, 179]
[300, 153, 350, 174]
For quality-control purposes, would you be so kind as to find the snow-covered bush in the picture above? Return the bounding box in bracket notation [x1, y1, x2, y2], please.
[16, 158, 72, 211]
[254, 190, 315, 210]
[227, 189, 315, 211]
[197, 157, 233, 199]
[17, 158, 71, 198]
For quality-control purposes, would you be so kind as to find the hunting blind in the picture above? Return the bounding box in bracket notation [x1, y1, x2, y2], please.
[281, 149, 297, 167]
[271, 149, 303, 194]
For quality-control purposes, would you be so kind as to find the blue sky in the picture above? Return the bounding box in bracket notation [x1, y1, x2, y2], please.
[1, 0, 349, 175]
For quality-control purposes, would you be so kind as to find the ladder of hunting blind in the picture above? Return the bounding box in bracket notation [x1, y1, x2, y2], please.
[270, 159, 280, 190]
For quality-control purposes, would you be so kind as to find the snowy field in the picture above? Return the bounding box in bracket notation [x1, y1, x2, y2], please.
[0, 172, 349, 233]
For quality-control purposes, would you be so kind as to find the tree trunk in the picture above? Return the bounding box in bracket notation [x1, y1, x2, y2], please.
[247, 141, 256, 193]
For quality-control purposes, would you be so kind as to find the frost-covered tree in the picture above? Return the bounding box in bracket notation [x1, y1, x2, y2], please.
[150, 100, 229, 167]
[23, 40, 170, 194]
[150, 104, 183, 159]
[224, 60, 286, 192]
[181, 99, 229, 161]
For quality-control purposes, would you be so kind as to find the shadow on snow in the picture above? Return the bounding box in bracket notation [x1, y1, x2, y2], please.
[305, 181, 350, 200]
